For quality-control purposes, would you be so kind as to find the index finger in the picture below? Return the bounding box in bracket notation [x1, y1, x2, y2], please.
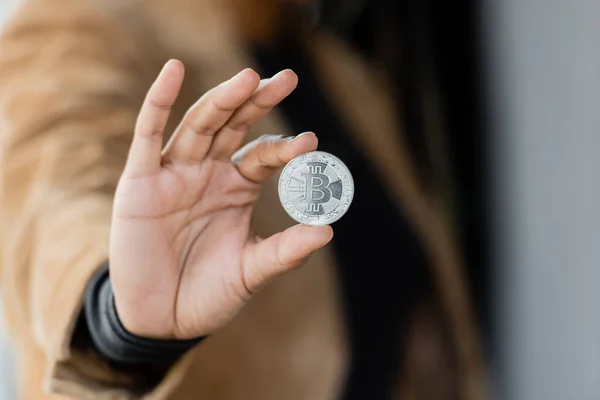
[125, 59, 184, 177]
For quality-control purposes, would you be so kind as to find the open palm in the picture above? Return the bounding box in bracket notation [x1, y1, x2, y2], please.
[110, 61, 332, 340]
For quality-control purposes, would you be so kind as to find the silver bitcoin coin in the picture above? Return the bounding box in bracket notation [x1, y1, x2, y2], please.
[278, 151, 354, 226]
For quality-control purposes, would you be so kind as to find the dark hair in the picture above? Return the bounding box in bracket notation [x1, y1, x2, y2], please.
[318, 0, 488, 316]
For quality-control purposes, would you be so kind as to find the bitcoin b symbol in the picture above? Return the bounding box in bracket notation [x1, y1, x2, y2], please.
[301, 162, 332, 215]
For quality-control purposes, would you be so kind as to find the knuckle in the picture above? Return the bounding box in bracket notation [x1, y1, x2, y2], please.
[275, 236, 289, 269]
[228, 120, 252, 133]
[250, 96, 272, 111]
[211, 98, 237, 113]
[147, 97, 172, 111]
[185, 120, 214, 137]
[256, 149, 271, 169]
[146, 129, 165, 142]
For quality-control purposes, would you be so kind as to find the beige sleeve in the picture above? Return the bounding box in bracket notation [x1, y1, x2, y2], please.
[0, 0, 193, 398]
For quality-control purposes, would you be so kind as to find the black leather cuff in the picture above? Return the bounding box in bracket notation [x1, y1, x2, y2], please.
[84, 263, 204, 364]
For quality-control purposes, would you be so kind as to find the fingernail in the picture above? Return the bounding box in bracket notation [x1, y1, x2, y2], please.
[238, 67, 255, 77]
[225, 68, 255, 85]
[289, 132, 314, 141]
[258, 134, 285, 143]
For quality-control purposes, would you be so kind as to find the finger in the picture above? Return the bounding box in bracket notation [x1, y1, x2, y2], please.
[232, 132, 318, 183]
[162, 68, 261, 165]
[242, 224, 333, 293]
[126, 59, 184, 176]
[208, 69, 298, 159]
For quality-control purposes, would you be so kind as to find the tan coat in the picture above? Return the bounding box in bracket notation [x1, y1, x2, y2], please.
[0, 0, 486, 399]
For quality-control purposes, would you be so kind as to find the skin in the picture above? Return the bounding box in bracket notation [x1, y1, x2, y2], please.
[111, 60, 333, 339]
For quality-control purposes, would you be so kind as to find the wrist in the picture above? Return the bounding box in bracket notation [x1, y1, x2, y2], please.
[113, 296, 169, 340]
[85, 264, 204, 364]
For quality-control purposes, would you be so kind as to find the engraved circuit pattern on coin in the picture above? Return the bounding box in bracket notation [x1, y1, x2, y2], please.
[278, 151, 354, 226]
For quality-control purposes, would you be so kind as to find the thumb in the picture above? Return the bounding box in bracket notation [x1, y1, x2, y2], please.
[242, 224, 334, 293]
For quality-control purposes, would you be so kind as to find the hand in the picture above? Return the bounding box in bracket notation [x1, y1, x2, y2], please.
[110, 60, 333, 339]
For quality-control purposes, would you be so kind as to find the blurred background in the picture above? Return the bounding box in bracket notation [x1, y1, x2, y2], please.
[0, 3, 16, 398]
[0, 0, 10, 25]
[485, 1, 600, 399]
[0, 0, 599, 399]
